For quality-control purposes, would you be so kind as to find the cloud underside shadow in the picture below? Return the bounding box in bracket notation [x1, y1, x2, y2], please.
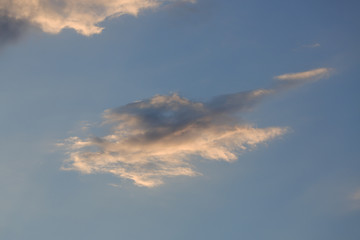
[0, 0, 194, 37]
[60, 68, 332, 187]
[0, 13, 29, 48]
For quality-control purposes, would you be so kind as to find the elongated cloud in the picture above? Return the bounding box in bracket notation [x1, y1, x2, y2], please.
[60, 68, 332, 187]
[0, 0, 193, 37]
[302, 43, 320, 48]
[275, 68, 333, 81]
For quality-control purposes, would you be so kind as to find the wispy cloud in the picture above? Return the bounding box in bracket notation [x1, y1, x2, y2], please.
[0, 0, 195, 37]
[274, 68, 333, 81]
[352, 191, 360, 201]
[61, 91, 286, 187]
[302, 43, 321, 48]
[60, 68, 331, 187]
[349, 188, 360, 211]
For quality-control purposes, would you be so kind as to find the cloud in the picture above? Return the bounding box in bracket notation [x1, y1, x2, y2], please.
[274, 68, 333, 81]
[61, 91, 286, 187]
[302, 43, 321, 48]
[349, 188, 360, 211]
[352, 190, 360, 201]
[0, 0, 195, 36]
[0, 12, 29, 48]
[60, 68, 331, 187]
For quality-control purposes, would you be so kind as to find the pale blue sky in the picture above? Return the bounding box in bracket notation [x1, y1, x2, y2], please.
[0, 0, 359, 239]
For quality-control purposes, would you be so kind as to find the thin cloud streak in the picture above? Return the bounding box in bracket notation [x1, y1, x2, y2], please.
[274, 68, 333, 81]
[0, 0, 195, 36]
[60, 68, 332, 187]
[302, 43, 321, 48]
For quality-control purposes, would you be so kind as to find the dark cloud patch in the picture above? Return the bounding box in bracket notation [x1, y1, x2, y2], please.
[0, 13, 29, 48]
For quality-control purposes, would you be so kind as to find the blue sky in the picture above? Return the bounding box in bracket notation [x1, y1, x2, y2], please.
[0, 0, 359, 239]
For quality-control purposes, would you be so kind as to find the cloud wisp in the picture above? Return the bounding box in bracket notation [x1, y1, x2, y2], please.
[351, 190, 360, 203]
[302, 43, 321, 48]
[0, 0, 194, 37]
[60, 68, 332, 187]
[348, 188, 360, 211]
[274, 68, 333, 81]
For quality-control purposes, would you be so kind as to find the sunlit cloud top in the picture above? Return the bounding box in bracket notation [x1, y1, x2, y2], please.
[59, 68, 332, 187]
[61, 91, 286, 187]
[0, 0, 193, 36]
[275, 68, 333, 81]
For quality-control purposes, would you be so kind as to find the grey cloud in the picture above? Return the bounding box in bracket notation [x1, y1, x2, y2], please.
[105, 89, 270, 144]
[0, 13, 28, 48]
[302, 43, 321, 48]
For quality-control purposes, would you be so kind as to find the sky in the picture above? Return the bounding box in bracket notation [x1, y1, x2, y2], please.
[0, 0, 360, 239]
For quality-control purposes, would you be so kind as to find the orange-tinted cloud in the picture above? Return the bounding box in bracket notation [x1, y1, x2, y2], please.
[61, 90, 287, 187]
[0, 0, 194, 36]
[60, 67, 332, 187]
[274, 68, 333, 81]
